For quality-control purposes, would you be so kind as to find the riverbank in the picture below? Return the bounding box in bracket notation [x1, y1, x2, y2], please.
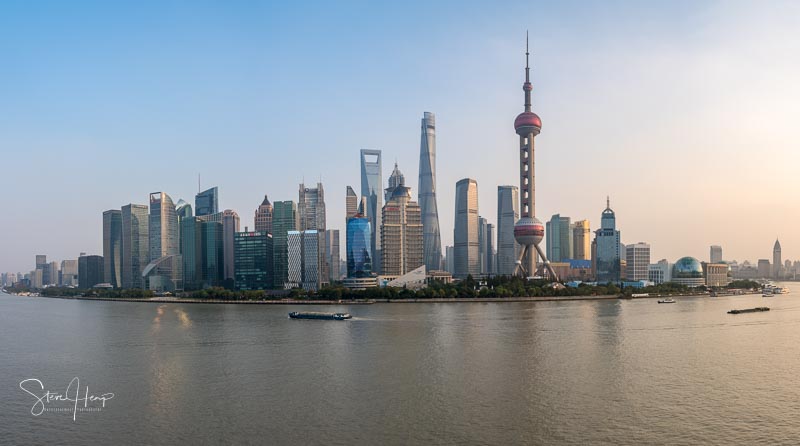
[7, 291, 740, 305]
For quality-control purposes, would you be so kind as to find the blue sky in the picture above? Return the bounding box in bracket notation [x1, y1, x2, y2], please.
[2, 0, 800, 273]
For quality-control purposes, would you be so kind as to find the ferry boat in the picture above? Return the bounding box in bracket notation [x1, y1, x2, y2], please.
[288, 311, 352, 320]
[763, 289, 775, 297]
[657, 298, 676, 304]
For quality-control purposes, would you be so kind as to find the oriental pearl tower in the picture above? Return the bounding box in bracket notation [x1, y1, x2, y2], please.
[513, 34, 558, 281]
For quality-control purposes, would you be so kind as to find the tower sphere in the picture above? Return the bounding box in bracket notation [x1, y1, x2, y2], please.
[514, 111, 541, 136]
[514, 216, 544, 246]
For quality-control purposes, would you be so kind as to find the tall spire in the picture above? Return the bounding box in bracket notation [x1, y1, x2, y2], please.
[607, 196, 610, 209]
[524, 30, 532, 112]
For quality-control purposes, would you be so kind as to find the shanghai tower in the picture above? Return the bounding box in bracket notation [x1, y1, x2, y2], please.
[418, 112, 442, 271]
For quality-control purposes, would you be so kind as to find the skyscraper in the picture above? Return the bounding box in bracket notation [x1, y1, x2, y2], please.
[299, 183, 327, 288]
[273, 201, 299, 288]
[103, 209, 122, 287]
[345, 186, 359, 220]
[222, 210, 240, 285]
[381, 170, 423, 276]
[486, 223, 495, 274]
[149, 192, 180, 261]
[201, 220, 224, 288]
[545, 214, 573, 263]
[180, 217, 203, 290]
[287, 230, 321, 291]
[710, 245, 723, 263]
[78, 254, 104, 289]
[385, 163, 406, 201]
[511, 36, 556, 279]
[175, 199, 193, 220]
[195, 187, 218, 217]
[234, 231, 273, 290]
[479, 217, 489, 275]
[496, 186, 519, 275]
[625, 242, 651, 281]
[454, 178, 480, 278]
[254, 195, 273, 234]
[325, 229, 340, 282]
[594, 197, 621, 283]
[572, 220, 591, 260]
[418, 112, 442, 274]
[121, 203, 149, 289]
[773, 239, 782, 279]
[346, 215, 372, 277]
[360, 149, 382, 273]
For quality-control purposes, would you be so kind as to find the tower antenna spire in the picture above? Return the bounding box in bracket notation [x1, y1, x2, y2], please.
[523, 31, 532, 112]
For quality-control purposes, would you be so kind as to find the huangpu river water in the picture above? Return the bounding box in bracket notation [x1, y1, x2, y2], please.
[2, 288, 800, 445]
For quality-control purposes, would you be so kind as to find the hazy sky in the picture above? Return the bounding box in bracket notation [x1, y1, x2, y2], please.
[2, 0, 799, 273]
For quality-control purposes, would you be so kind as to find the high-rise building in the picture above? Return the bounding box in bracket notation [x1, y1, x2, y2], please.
[234, 231, 273, 290]
[180, 217, 203, 290]
[511, 37, 555, 279]
[103, 209, 123, 287]
[710, 245, 723, 263]
[572, 220, 591, 260]
[121, 204, 149, 289]
[345, 186, 359, 220]
[445, 245, 455, 274]
[222, 210, 240, 285]
[201, 221, 224, 288]
[757, 259, 771, 278]
[773, 239, 782, 279]
[479, 217, 489, 275]
[287, 230, 321, 291]
[648, 259, 671, 284]
[381, 171, 423, 276]
[254, 195, 273, 234]
[149, 192, 180, 261]
[546, 214, 573, 263]
[486, 223, 495, 274]
[195, 187, 218, 217]
[454, 178, 479, 279]
[47, 261, 59, 286]
[299, 183, 327, 287]
[385, 163, 406, 201]
[175, 199, 193, 220]
[346, 216, 372, 277]
[35, 255, 48, 285]
[625, 242, 650, 281]
[60, 260, 78, 287]
[360, 149, 382, 272]
[496, 186, 519, 275]
[594, 197, 621, 283]
[325, 229, 340, 282]
[418, 111, 443, 275]
[78, 254, 104, 289]
[272, 201, 299, 288]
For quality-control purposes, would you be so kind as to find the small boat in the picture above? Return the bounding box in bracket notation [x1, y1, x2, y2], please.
[289, 311, 351, 320]
[728, 307, 770, 315]
[658, 298, 676, 304]
[763, 291, 774, 297]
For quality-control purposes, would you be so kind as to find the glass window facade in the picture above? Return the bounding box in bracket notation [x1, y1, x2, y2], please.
[347, 217, 372, 277]
[234, 231, 274, 290]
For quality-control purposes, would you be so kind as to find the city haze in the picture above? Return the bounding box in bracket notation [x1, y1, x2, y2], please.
[2, 0, 799, 272]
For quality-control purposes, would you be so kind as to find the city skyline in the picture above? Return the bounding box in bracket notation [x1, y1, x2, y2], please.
[3, 1, 800, 272]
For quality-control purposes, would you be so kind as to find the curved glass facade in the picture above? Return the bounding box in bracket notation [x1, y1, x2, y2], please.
[347, 217, 372, 277]
[672, 257, 703, 278]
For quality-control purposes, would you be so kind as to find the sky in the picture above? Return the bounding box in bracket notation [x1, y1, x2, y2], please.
[2, 0, 800, 273]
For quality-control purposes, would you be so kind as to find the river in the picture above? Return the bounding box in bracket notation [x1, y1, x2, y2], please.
[2, 288, 799, 445]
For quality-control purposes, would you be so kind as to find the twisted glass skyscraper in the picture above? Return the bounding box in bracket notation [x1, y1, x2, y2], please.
[418, 112, 442, 272]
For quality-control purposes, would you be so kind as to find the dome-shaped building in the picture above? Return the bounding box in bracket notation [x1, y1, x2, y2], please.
[671, 257, 705, 287]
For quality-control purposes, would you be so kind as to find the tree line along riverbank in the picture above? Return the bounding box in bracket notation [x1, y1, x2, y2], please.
[2, 278, 762, 303]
